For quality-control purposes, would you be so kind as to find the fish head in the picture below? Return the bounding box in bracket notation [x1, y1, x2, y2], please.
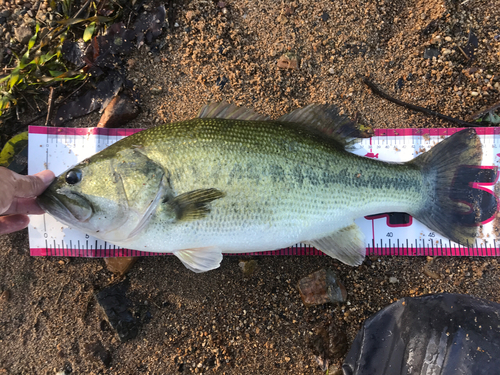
[38, 147, 166, 240]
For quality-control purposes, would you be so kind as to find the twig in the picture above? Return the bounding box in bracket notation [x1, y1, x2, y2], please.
[457, 46, 469, 60]
[469, 100, 500, 120]
[18, 90, 37, 113]
[58, 76, 90, 105]
[45, 87, 55, 126]
[362, 77, 483, 127]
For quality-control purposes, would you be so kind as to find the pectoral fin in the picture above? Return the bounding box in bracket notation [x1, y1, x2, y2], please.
[304, 224, 366, 266]
[166, 188, 225, 221]
[174, 247, 223, 273]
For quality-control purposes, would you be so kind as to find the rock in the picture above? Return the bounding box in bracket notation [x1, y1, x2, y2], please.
[0, 289, 10, 302]
[424, 47, 439, 59]
[105, 257, 139, 276]
[389, 276, 399, 283]
[239, 259, 258, 276]
[185, 10, 196, 22]
[95, 280, 139, 341]
[321, 11, 330, 21]
[14, 24, 32, 44]
[311, 320, 349, 371]
[84, 341, 112, 367]
[277, 53, 299, 70]
[150, 86, 163, 94]
[298, 269, 347, 306]
[97, 94, 140, 128]
[215, 76, 229, 90]
[395, 77, 404, 90]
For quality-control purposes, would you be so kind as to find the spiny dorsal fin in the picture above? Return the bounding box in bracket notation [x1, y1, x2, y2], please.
[198, 102, 270, 121]
[278, 104, 373, 147]
[167, 188, 225, 221]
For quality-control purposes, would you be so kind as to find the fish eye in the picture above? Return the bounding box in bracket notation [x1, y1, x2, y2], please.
[65, 169, 82, 185]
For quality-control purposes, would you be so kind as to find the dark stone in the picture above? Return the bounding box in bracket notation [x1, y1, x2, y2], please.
[423, 47, 439, 59]
[321, 12, 330, 22]
[216, 76, 229, 90]
[84, 341, 112, 367]
[395, 77, 404, 90]
[143, 311, 152, 324]
[95, 280, 139, 341]
[311, 321, 348, 371]
[421, 19, 439, 35]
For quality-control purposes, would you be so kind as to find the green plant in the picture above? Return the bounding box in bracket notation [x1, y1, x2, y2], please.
[0, 24, 86, 116]
[0, 0, 116, 117]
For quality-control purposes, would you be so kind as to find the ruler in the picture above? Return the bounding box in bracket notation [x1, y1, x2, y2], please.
[28, 126, 500, 258]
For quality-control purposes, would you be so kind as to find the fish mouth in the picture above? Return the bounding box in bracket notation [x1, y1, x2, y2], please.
[37, 189, 93, 224]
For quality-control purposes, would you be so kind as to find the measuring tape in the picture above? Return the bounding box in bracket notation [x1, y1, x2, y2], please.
[27, 126, 500, 258]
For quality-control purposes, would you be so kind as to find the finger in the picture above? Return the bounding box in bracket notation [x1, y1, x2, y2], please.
[0, 214, 30, 235]
[13, 169, 55, 199]
[3, 198, 46, 215]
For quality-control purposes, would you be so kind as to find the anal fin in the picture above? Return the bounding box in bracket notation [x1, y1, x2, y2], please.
[174, 247, 223, 273]
[304, 224, 366, 266]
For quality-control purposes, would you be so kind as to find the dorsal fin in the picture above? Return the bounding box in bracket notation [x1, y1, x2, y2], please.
[197, 102, 270, 121]
[278, 104, 373, 146]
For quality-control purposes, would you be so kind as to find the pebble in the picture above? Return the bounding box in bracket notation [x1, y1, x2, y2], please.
[84, 341, 112, 367]
[239, 259, 258, 276]
[389, 277, 399, 284]
[423, 47, 439, 59]
[14, 24, 31, 43]
[444, 36, 452, 42]
[328, 67, 335, 74]
[277, 53, 299, 70]
[104, 256, 139, 276]
[470, 91, 479, 96]
[298, 269, 347, 306]
[97, 95, 140, 128]
[0, 289, 10, 302]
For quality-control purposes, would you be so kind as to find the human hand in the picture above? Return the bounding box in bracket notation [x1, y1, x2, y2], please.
[0, 167, 55, 235]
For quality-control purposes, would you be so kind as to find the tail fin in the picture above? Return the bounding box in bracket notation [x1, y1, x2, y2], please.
[410, 128, 498, 247]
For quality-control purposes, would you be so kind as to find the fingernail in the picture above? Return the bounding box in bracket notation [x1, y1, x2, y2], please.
[35, 170, 56, 185]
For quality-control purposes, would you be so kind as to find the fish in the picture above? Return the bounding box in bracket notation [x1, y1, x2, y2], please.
[37, 102, 497, 272]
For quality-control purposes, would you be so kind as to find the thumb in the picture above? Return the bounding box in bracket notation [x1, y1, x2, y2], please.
[13, 170, 55, 199]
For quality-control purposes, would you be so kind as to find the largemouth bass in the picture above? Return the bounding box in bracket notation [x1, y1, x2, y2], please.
[38, 103, 496, 272]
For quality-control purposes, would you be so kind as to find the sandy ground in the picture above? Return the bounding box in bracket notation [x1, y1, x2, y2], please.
[1, 0, 500, 374]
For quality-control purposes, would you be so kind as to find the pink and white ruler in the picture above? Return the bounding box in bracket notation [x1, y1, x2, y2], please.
[28, 126, 500, 258]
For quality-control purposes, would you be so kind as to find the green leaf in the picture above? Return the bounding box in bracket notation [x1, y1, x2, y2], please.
[49, 70, 65, 77]
[57, 17, 86, 26]
[27, 32, 37, 51]
[83, 22, 96, 42]
[9, 72, 20, 89]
